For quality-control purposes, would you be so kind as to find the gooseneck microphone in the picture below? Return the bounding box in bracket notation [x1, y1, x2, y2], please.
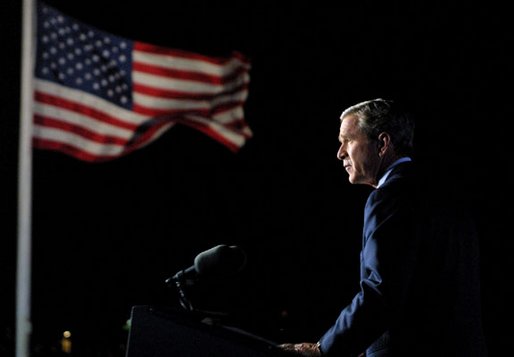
[168, 244, 247, 284]
[195, 244, 247, 276]
[165, 244, 247, 312]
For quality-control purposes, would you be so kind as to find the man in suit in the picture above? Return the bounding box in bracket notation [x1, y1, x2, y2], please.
[279, 99, 488, 356]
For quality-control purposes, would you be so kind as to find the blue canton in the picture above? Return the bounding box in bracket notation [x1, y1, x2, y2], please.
[36, 2, 133, 109]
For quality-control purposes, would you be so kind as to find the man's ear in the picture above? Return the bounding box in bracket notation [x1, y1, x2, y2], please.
[377, 132, 391, 154]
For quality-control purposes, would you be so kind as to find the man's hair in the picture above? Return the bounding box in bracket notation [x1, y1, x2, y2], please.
[341, 98, 415, 156]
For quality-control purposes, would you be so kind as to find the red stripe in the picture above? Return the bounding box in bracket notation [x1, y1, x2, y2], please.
[34, 115, 128, 145]
[132, 82, 249, 100]
[134, 42, 236, 65]
[210, 101, 247, 116]
[173, 118, 240, 153]
[132, 100, 246, 118]
[133, 83, 213, 100]
[133, 61, 249, 85]
[33, 138, 115, 162]
[131, 104, 208, 117]
[124, 120, 175, 152]
[220, 118, 253, 139]
[230, 51, 251, 67]
[35, 91, 138, 130]
[133, 61, 224, 84]
[222, 67, 250, 85]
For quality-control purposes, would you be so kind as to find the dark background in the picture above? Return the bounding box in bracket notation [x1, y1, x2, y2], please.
[1, 0, 512, 356]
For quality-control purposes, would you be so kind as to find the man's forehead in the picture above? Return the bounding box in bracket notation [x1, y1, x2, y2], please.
[340, 114, 365, 138]
[339, 114, 357, 129]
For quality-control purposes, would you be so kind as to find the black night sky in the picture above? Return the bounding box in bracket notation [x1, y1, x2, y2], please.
[1, 0, 512, 356]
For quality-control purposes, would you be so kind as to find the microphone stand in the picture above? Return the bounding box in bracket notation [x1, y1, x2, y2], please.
[165, 272, 229, 319]
[165, 271, 195, 312]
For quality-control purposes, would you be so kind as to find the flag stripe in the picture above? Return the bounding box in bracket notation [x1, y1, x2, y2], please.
[34, 125, 127, 156]
[132, 61, 249, 85]
[35, 79, 147, 125]
[35, 91, 138, 132]
[132, 89, 249, 112]
[131, 100, 247, 118]
[176, 115, 246, 152]
[132, 81, 249, 100]
[34, 120, 176, 161]
[134, 42, 250, 70]
[34, 137, 116, 162]
[131, 71, 249, 95]
[34, 115, 127, 145]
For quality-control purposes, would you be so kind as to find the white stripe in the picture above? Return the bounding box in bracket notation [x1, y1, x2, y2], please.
[35, 79, 147, 125]
[133, 50, 250, 76]
[133, 89, 249, 111]
[211, 107, 244, 124]
[210, 89, 248, 109]
[34, 102, 134, 139]
[240, 126, 253, 137]
[183, 115, 247, 147]
[132, 92, 209, 110]
[207, 110, 253, 137]
[132, 71, 249, 94]
[33, 124, 125, 156]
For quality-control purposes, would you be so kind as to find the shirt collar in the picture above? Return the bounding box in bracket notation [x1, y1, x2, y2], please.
[377, 157, 412, 188]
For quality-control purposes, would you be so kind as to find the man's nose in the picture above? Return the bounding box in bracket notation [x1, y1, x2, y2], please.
[336, 146, 346, 160]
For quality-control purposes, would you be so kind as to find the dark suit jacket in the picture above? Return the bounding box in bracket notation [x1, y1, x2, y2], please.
[319, 161, 488, 356]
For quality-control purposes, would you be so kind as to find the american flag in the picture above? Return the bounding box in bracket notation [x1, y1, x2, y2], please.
[33, 1, 252, 162]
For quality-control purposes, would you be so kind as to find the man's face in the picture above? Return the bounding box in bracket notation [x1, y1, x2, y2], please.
[336, 114, 381, 187]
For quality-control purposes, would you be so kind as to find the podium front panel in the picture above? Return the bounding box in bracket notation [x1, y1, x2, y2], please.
[125, 305, 285, 357]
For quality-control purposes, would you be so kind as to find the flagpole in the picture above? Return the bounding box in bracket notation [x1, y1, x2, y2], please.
[17, 0, 35, 356]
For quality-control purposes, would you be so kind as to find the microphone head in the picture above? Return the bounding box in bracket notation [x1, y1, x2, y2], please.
[194, 244, 247, 277]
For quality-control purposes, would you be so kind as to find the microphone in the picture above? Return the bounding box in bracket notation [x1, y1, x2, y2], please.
[167, 244, 247, 285]
[166, 244, 247, 313]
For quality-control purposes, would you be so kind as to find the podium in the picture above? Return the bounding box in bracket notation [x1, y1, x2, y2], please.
[125, 305, 288, 357]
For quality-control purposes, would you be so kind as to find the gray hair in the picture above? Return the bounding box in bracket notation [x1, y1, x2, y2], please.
[341, 98, 415, 156]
